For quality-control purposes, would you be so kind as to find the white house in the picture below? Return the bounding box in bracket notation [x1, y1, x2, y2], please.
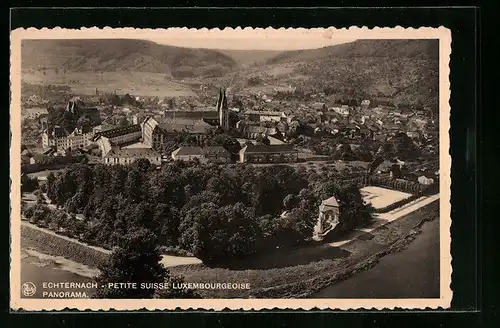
[313, 196, 340, 240]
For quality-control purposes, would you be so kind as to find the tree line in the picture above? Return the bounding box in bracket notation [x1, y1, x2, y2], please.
[39, 160, 372, 265]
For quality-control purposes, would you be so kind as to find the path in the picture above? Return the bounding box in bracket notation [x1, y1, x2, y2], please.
[328, 194, 440, 247]
[21, 220, 111, 254]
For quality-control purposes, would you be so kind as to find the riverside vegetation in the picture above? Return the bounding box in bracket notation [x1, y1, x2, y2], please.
[24, 159, 373, 265]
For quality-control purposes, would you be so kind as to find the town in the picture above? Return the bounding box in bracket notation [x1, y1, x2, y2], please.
[22, 86, 438, 175]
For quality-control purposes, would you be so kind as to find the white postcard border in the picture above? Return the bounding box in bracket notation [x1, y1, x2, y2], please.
[10, 26, 452, 311]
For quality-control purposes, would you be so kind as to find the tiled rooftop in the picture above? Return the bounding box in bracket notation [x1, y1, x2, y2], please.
[104, 147, 160, 158]
[240, 144, 297, 154]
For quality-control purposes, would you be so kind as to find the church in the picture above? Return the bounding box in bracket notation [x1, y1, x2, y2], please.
[141, 88, 230, 151]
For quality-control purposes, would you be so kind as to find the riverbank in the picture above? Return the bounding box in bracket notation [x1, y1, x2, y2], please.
[21, 220, 203, 268]
[170, 198, 440, 298]
[21, 249, 97, 298]
[313, 218, 439, 298]
[20, 198, 439, 299]
[21, 221, 110, 268]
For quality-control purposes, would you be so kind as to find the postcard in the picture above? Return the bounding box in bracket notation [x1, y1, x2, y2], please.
[10, 26, 452, 310]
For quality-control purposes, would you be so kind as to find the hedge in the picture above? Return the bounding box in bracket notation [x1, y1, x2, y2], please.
[369, 175, 433, 194]
[373, 181, 439, 213]
[373, 194, 421, 213]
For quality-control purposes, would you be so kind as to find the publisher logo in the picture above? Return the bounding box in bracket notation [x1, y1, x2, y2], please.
[22, 282, 36, 297]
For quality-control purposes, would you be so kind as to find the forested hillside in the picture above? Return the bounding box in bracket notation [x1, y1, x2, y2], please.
[266, 39, 440, 109]
[22, 39, 238, 78]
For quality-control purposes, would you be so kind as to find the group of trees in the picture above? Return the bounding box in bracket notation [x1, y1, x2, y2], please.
[94, 228, 200, 299]
[290, 131, 420, 163]
[22, 154, 88, 172]
[23, 202, 86, 237]
[21, 174, 39, 193]
[47, 106, 101, 133]
[22, 202, 199, 299]
[41, 160, 372, 265]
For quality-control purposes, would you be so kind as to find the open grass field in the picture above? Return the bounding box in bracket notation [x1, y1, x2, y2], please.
[360, 186, 413, 209]
[22, 71, 198, 98]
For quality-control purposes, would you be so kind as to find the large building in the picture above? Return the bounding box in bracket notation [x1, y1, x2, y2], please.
[93, 124, 142, 146]
[142, 118, 213, 150]
[141, 88, 230, 151]
[242, 110, 286, 123]
[162, 110, 219, 124]
[239, 125, 279, 139]
[171, 146, 205, 162]
[42, 126, 94, 150]
[93, 124, 143, 158]
[103, 148, 162, 166]
[238, 144, 299, 163]
[171, 146, 231, 163]
[202, 146, 231, 163]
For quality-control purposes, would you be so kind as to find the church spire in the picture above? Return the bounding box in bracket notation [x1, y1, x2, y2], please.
[218, 87, 228, 130]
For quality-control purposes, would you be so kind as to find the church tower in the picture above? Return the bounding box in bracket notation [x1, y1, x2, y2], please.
[217, 88, 229, 130]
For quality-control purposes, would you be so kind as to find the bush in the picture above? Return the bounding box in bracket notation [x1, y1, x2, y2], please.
[369, 176, 428, 194]
[158, 246, 193, 257]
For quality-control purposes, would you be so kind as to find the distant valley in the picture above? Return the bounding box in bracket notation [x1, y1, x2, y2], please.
[21, 38, 439, 109]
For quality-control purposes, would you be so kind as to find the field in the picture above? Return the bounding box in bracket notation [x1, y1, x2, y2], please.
[22, 71, 198, 98]
[360, 186, 413, 209]
[218, 50, 283, 67]
[22, 106, 49, 117]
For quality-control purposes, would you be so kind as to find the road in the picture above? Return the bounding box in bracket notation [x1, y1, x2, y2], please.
[328, 194, 439, 248]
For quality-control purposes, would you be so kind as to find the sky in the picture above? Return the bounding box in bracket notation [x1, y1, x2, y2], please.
[146, 37, 355, 51]
[141, 30, 356, 50]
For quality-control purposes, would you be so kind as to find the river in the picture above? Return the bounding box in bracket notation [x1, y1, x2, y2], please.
[20, 219, 439, 299]
[21, 249, 97, 298]
[313, 218, 440, 298]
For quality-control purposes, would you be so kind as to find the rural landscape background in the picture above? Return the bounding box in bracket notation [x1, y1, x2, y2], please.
[21, 38, 438, 108]
[19, 37, 441, 300]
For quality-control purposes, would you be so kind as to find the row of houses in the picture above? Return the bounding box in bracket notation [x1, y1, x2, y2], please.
[171, 144, 299, 164]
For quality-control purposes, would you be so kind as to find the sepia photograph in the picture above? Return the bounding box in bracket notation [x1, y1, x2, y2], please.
[10, 27, 451, 310]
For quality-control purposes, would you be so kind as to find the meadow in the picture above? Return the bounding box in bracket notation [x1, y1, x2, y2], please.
[22, 71, 198, 98]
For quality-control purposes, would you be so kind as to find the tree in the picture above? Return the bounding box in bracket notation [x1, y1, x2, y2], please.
[94, 228, 167, 299]
[179, 202, 259, 264]
[256, 135, 270, 146]
[118, 117, 130, 127]
[282, 194, 298, 211]
[125, 169, 144, 203]
[336, 184, 373, 232]
[77, 115, 92, 130]
[49, 210, 68, 231]
[153, 204, 180, 247]
[35, 190, 45, 204]
[275, 207, 316, 246]
[27, 204, 50, 225]
[21, 174, 39, 193]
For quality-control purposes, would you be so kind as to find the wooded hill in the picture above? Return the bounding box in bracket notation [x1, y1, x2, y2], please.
[21, 39, 238, 78]
[265, 39, 440, 110]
